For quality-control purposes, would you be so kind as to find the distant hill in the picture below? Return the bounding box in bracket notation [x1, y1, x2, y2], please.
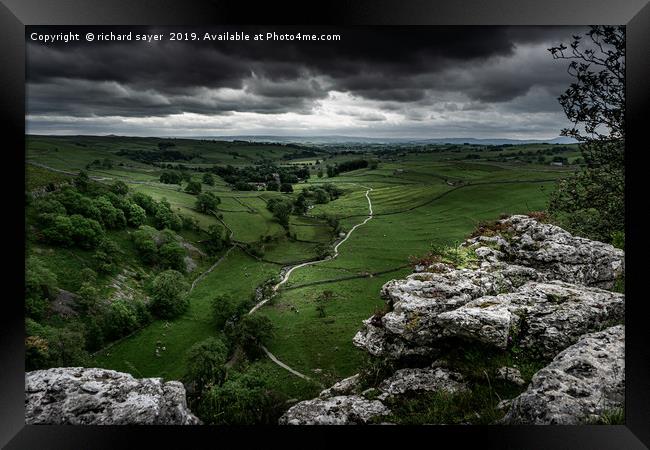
[197, 135, 578, 146]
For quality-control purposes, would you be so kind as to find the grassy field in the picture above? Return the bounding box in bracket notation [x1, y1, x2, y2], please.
[26, 135, 574, 406]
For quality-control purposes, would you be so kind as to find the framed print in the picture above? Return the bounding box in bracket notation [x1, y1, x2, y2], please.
[1, 0, 649, 447]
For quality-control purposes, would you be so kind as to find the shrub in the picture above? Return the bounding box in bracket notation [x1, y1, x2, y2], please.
[150, 270, 190, 319]
[196, 367, 285, 425]
[25, 319, 89, 370]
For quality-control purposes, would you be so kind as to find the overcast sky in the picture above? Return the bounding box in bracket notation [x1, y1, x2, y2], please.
[26, 26, 588, 139]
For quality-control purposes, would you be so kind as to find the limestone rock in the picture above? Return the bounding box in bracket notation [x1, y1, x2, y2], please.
[319, 374, 361, 398]
[501, 325, 625, 424]
[437, 281, 623, 357]
[25, 367, 201, 425]
[378, 366, 467, 396]
[279, 395, 390, 425]
[355, 263, 543, 358]
[466, 215, 624, 289]
[354, 217, 624, 359]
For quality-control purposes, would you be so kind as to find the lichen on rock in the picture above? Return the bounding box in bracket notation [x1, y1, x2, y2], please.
[25, 367, 201, 425]
[501, 325, 625, 424]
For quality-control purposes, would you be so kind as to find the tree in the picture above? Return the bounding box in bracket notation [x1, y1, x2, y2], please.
[69, 214, 104, 249]
[184, 337, 228, 393]
[547, 26, 625, 242]
[211, 295, 247, 331]
[25, 257, 57, 320]
[185, 181, 203, 195]
[131, 192, 157, 214]
[110, 180, 129, 196]
[151, 270, 190, 319]
[158, 240, 186, 271]
[195, 192, 221, 214]
[103, 299, 141, 340]
[279, 183, 293, 193]
[205, 224, 227, 256]
[228, 315, 274, 360]
[75, 282, 100, 313]
[202, 173, 216, 186]
[265, 181, 279, 191]
[153, 201, 182, 231]
[40, 214, 74, 246]
[266, 198, 293, 229]
[293, 193, 308, 215]
[93, 196, 127, 229]
[127, 203, 147, 227]
[132, 225, 159, 264]
[160, 171, 182, 184]
[312, 188, 330, 204]
[74, 170, 90, 192]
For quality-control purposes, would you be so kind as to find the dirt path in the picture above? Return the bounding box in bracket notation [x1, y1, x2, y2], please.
[247, 185, 374, 382]
[249, 185, 373, 314]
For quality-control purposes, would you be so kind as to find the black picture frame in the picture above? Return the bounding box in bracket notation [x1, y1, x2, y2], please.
[2, 0, 648, 448]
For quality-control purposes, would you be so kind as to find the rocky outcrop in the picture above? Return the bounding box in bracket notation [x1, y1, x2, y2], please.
[281, 215, 625, 425]
[464, 215, 624, 288]
[279, 395, 390, 425]
[354, 263, 545, 358]
[353, 216, 624, 359]
[280, 364, 467, 425]
[501, 325, 625, 424]
[25, 367, 200, 425]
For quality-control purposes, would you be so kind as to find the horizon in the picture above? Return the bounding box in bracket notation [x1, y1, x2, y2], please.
[26, 132, 577, 144]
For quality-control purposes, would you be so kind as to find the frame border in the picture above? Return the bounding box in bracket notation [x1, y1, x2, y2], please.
[2, 1, 648, 447]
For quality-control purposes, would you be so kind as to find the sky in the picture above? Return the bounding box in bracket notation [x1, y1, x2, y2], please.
[26, 26, 589, 140]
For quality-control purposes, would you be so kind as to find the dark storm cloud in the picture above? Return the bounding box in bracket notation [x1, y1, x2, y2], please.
[27, 26, 585, 118]
[25, 26, 593, 138]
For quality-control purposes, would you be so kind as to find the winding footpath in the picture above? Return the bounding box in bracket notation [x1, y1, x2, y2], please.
[249, 185, 373, 314]
[248, 185, 374, 382]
